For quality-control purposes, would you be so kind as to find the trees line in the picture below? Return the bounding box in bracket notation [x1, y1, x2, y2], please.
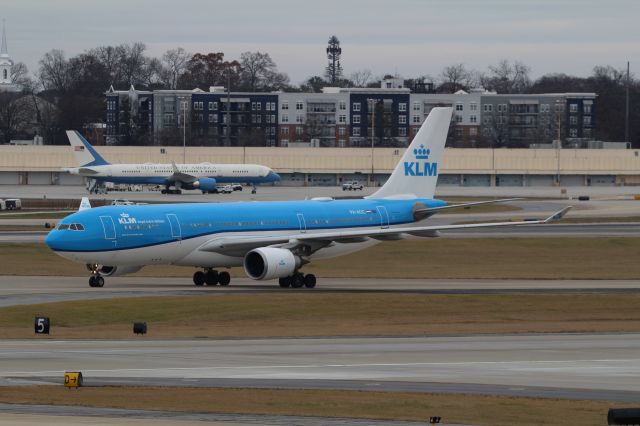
[1, 42, 638, 146]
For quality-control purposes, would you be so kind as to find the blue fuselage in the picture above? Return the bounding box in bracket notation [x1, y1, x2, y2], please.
[45, 198, 446, 256]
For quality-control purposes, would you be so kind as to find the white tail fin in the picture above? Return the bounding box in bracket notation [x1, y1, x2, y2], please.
[79, 197, 91, 211]
[66, 130, 109, 167]
[367, 107, 452, 200]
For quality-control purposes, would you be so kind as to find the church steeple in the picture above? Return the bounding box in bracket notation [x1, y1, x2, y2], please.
[0, 20, 14, 86]
[0, 20, 8, 58]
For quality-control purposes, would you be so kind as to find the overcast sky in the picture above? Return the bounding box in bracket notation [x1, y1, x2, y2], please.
[4, 0, 639, 85]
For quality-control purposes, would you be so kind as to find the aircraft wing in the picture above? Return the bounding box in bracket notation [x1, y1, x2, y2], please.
[168, 161, 198, 184]
[198, 206, 572, 256]
[413, 198, 523, 220]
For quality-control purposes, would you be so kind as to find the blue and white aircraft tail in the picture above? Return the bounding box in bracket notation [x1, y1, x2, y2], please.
[46, 107, 571, 288]
[368, 106, 450, 200]
[68, 131, 110, 167]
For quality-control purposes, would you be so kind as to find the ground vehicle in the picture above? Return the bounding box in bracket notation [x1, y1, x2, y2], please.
[342, 181, 364, 191]
[231, 183, 243, 191]
[111, 199, 135, 206]
[216, 185, 233, 194]
[4, 199, 21, 210]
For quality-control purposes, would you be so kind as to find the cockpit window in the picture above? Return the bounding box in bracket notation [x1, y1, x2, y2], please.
[57, 223, 84, 231]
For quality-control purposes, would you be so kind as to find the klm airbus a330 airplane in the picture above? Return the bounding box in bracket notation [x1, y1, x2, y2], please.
[46, 108, 571, 288]
[64, 131, 280, 194]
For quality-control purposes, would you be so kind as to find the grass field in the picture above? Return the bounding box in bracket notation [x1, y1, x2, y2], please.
[2, 237, 640, 279]
[0, 386, 624, 426]
[2, 293, 639, 338]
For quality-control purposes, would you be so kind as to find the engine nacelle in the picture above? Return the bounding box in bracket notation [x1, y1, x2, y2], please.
[243, 247, 301, 280]
[97, 265, 143, 277]
[191, 177, 216, 192]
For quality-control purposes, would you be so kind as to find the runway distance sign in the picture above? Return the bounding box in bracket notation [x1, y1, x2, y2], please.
[34, 316, 49, 334]
[64, 371, 83, 388]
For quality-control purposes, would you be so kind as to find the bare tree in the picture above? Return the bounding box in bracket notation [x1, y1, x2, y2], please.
[349, 69, 372, 87]
[37, 49, 70, 92]
[161, 47, 190, 89]
[438, 63, 474, 93]
[480, 59, 531, 93]
[239, 51, 289, 91]
[0, 92, 36, 143]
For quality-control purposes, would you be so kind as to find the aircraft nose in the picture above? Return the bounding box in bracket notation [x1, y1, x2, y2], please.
[44, 230, 60, 250]
[268, 170, 281, 182]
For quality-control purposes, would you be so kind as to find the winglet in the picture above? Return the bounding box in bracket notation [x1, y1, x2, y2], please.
[543, 206, 572, 223]
[79, 197, 91, 211]
[171, 160, 180, 174]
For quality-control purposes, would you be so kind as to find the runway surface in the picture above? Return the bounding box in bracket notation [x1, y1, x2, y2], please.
[1, 334, 639, 402]
[2, 276, 640, 307]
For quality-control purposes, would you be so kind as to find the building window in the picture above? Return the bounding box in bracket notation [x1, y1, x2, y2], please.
[470, 103, 478, 111]
[455, 115, 463, 123]
[555, 103, 564, 112]
[282, 127, 289, 135]
[251, 102, 256, 110]
[208, 102, 214, 110]
[353, 102, 361, 112]
[584, 104, 592, 114]
[296, 127, 303, 136]
[569, 103, 578, 113]
[469, 127, 477, 136]
[570, 116, 578, 125]
[483, 104, 493, 113]
[540, 104, 549, 113]
[470, 115, 477, 123]
[256, 102, 261, 111]
[413, 102, 420, 111]
[569, 128, 578, 137]
[412, 115, 421, 124]
[339, 127, 346, 136]
[583, 128, 592, 138]
[456, 103, 463, 111]
[399, 127, 407, 137]
[282, 114, 289, 123]
[208, 114, 215, 123]
[399, 103, 407, 112]
[296, 114, 304, 123]
[583, 116, 591, 126]
[266, 102, 271, 111]
[339, 139, 346, 147]
[338, 114, 347, 123]
[497, 104, 507, 113]
[296, 101, 304, 110]
[455, 127, 464, 137]
[282, 101, 289, 110]
[339, 101, 346, 110]
[353, 127, 361, 136]
[353, 115, 361, 124]
[399, 115, 407, 124]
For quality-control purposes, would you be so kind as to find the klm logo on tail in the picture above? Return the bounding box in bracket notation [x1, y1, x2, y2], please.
[404, 144, 438, 177]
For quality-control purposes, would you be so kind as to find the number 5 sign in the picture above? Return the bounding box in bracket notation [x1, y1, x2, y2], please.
[34, 316, 50, 334]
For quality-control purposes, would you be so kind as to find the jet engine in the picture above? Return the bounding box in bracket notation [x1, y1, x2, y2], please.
[191, 177, 217, 192]
[91, 265, 144, 277]
[243, 247, 302, 280]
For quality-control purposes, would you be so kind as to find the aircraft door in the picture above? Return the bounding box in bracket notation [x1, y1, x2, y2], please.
[99, 216, 117, 240]
[297, 213, 307, 233]
[376, 206, 390, 229]
[166, 214, 182, 241]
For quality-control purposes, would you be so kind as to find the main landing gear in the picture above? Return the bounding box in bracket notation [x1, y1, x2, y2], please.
[193, 269, 231, 286]
[161, 187, 182, 194]
[278, 273, 316, 289]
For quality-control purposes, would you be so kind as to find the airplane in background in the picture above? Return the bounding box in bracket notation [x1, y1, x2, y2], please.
[46, 108, 571, 288]
[63, 131, 280, 194]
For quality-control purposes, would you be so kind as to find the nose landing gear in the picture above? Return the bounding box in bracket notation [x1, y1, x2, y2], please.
[87, 264, 105, 288]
